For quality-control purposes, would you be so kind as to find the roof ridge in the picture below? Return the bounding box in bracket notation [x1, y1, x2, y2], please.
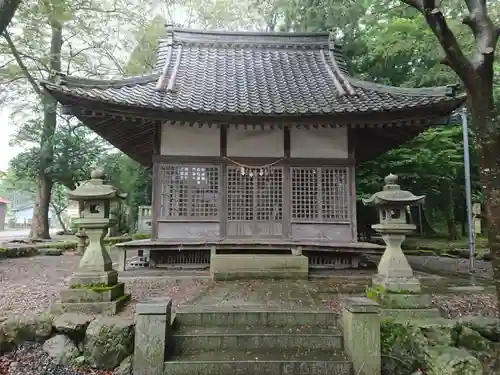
[171, 28, 331, 38]
[43, 72, 161, 89]
[347, 77, 462, 97]
[165, 28, 334, 48]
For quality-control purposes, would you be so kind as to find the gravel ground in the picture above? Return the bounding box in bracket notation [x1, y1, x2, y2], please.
[0, 343, 112, 375]
[0, 252, 211, 317]
[324, 293, 498, 318]
[432, 293, 498, 318]
[0, 252, 498, 375]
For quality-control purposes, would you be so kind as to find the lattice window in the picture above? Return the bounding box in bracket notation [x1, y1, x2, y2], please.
[321, 168, 349, 220]
[159, 165, 219, 218]
[256, 168, 283, 221]
[227, 166, 283, 221]
[227, 168, 254, 221]
[291, 167, 349, 221]
[291, 168, 319, 220]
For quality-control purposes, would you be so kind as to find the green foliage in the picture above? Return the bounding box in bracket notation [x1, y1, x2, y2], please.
[132, 233, 151, 240]
[100, 153, 152, 229]
[105, 236, 132, 245]
[125, 15, 167, 75]
[69, 283, 114, 292]
[365, 284, 386, 302]
[381, 318, 427, 374]
[365, 285, 417, 303]
[0, 0, 497, 241]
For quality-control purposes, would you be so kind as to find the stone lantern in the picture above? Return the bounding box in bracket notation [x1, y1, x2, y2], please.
[363, 173, 425, 293]
[52, 169, 129, 315]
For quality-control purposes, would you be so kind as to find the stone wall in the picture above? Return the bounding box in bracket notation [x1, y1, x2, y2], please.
[380, 316, 500, 375]
[0, 313, 134, 374]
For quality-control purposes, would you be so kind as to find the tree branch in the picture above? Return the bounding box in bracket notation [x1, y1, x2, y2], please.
[400, 0, 475, 87]
[399, 0, 424, 11]
[0, 0, 21, 35]
[461, 0, 498, 67]
[3, 30, 43, 98]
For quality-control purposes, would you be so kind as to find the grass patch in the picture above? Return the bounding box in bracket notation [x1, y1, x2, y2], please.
[70, 283, 116, 292]
[403, 236, 489, 259]
[0, 240, 78, 258]
[0, 232, 151, 259]
[103, 233, 150, 246]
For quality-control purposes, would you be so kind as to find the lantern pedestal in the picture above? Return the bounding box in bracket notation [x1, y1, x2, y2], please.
[371, 226, 421, 293]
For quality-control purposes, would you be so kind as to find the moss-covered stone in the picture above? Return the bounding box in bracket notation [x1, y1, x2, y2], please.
[459, 315, 500, 343]
[456, 326, 491, 352]
[53, 313, 94, 342]
[426, 345, 483, 375]
[42, 334, 81, 366]
[113, 355, 132, 375]
[0, 241, 77, 259]
[419, 321, 457, 346]
[381, 318, 487, 375]
[0, 313, 54, 353]
[84, 316, 135, 370]
[70, 283, 115, 292]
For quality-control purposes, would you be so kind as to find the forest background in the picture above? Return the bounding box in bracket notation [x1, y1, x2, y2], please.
[0, 0, 498, 241]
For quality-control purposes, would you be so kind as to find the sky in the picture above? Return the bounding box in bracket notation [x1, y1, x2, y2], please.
[0, 108, 23, 172]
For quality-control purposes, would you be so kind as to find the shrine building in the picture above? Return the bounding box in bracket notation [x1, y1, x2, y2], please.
[41, 28, 466, 271]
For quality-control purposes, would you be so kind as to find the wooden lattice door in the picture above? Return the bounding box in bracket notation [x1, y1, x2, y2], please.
[226, 166, 284, 237]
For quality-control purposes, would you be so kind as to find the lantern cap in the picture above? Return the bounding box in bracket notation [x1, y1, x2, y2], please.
[362, 174, 425, 206]
[68, 169, 127, 201]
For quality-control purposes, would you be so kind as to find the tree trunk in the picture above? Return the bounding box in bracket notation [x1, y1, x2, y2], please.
[53, 207, 67, 233]
[472, 94, 500, 317]
[410, 205, 436, 236]
[29, 21, 62, 239]
[398, 0, 500, 318]
[0, 0, 21, 35]
[30, 176, 52, 238]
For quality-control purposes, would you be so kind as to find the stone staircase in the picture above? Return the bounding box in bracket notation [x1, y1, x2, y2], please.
[164, 308, 354, 375]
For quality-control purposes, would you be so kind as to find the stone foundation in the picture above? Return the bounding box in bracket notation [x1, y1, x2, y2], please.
[209, 254, 309, 280]
[52, 277, 130, 316]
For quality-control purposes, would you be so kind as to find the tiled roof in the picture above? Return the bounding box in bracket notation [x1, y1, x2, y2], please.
[42, 28, 465, 117]
[0, 197, 8, 204]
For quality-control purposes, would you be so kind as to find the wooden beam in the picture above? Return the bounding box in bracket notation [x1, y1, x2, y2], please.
[153, 155, 356, 166]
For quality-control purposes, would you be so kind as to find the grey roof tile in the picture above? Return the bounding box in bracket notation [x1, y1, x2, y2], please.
[42, 29, 465, 116]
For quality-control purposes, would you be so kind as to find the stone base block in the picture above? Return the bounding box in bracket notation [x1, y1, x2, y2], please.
[379, 293, 432, 309]
[51, 294, 131, 316]
[69, 270, 118, 287]
[372, 274, 421, 293]
[210, 254, 308, 281]
[60, 282, 125, 303]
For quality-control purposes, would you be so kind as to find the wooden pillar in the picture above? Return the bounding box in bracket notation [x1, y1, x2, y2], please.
[219, 125, 227, 238]
[151, 122, 161, 240]
[283, 126, 291, 239]
[348, 127, 357, 242]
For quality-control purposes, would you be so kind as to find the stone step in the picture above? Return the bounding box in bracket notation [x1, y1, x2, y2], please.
[164, 349, 352, 375]
[170, 326, 343, 353]
[173, 309, 339, 328]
